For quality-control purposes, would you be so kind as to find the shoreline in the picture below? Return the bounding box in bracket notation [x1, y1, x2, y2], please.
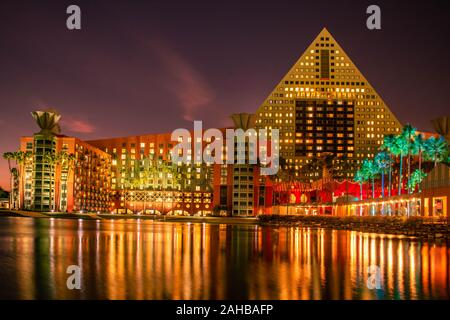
[258, 215, 450, 241]
[0, 209, 257, 225]
[1, 209, 450, 241]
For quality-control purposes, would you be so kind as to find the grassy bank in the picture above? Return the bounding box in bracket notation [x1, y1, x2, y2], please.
[258, 215, 450, 240]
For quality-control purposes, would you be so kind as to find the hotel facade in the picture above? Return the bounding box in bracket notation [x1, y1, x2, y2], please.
[13, 28, 447, 216]
[17, 111, 273, 216]
[86, 127, 273, 216]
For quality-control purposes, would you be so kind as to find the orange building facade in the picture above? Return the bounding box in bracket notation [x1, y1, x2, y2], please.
[87, 128, 274, 216]
[19, 135, 111, 213]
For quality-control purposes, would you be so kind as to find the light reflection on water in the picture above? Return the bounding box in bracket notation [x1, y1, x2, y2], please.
[0, 217, 448, 300]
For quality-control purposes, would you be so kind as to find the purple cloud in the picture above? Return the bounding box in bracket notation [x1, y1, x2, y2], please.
[149, 38, 215, 121]
[61, 117, 95, 134]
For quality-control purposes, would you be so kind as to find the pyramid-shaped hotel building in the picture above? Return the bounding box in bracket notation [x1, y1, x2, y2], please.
[255, 28, 402, 178]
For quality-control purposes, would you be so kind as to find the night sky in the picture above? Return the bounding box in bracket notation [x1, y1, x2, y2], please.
[0, 0, 449, 190]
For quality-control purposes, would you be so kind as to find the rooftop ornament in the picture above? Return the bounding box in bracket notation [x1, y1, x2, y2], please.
[31, 109, 61, 137]
[431, 116, 450, 143]
[230, 113, 256, 130]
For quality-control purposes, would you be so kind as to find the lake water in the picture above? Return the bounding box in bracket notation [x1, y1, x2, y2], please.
[0, 217, 448, 299]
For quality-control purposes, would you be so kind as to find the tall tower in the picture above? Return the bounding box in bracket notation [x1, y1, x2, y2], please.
[30, 109, 61, 211]
[230, 113, 257, 216]
[255, 28, 402, 181]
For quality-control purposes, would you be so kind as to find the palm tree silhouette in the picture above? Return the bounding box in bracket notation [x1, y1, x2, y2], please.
[2, 152, 15, 209]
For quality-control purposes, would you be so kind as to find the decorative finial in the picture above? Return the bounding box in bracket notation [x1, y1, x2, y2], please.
[230, 113, 256, 130]
[31, 109, 61, 137]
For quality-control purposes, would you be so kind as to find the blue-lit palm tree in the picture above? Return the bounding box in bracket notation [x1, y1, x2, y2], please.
[374, 151, 391, 198]
[424, 136, 448, 167]
[401, 124, 417, 194]
[407, 169, 427, 194]
[381, 134, 396, 197]
[413, 133, 426, 173]
[362, 159, 378, 199]
[390, 134, 408, 196]
[353, 168, 368, 201]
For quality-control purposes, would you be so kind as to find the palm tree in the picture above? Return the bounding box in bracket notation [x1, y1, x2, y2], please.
[362, 159, 378, 199]
[44, 152, 59, 211]
[413, 133, 426, 174]
[2, 152, 15, 209]
[10, 168, 19, 208]
[22, 151, 33, 209]
[424, 136, 449, 167]
[354, 168, 368, 201]
[58, 152, 76, 212]
[10, 152, 21, 208]
[407, 169, 427, 193]
[401, 124, 417, 194]
[381, 134, 396, 197]
[374, 151, 391, 198]
[15, 151, 33, 209]
[391, 134, 408, 196]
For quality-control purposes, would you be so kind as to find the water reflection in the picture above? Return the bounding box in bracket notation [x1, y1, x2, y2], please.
[0, 217, 448, 299]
